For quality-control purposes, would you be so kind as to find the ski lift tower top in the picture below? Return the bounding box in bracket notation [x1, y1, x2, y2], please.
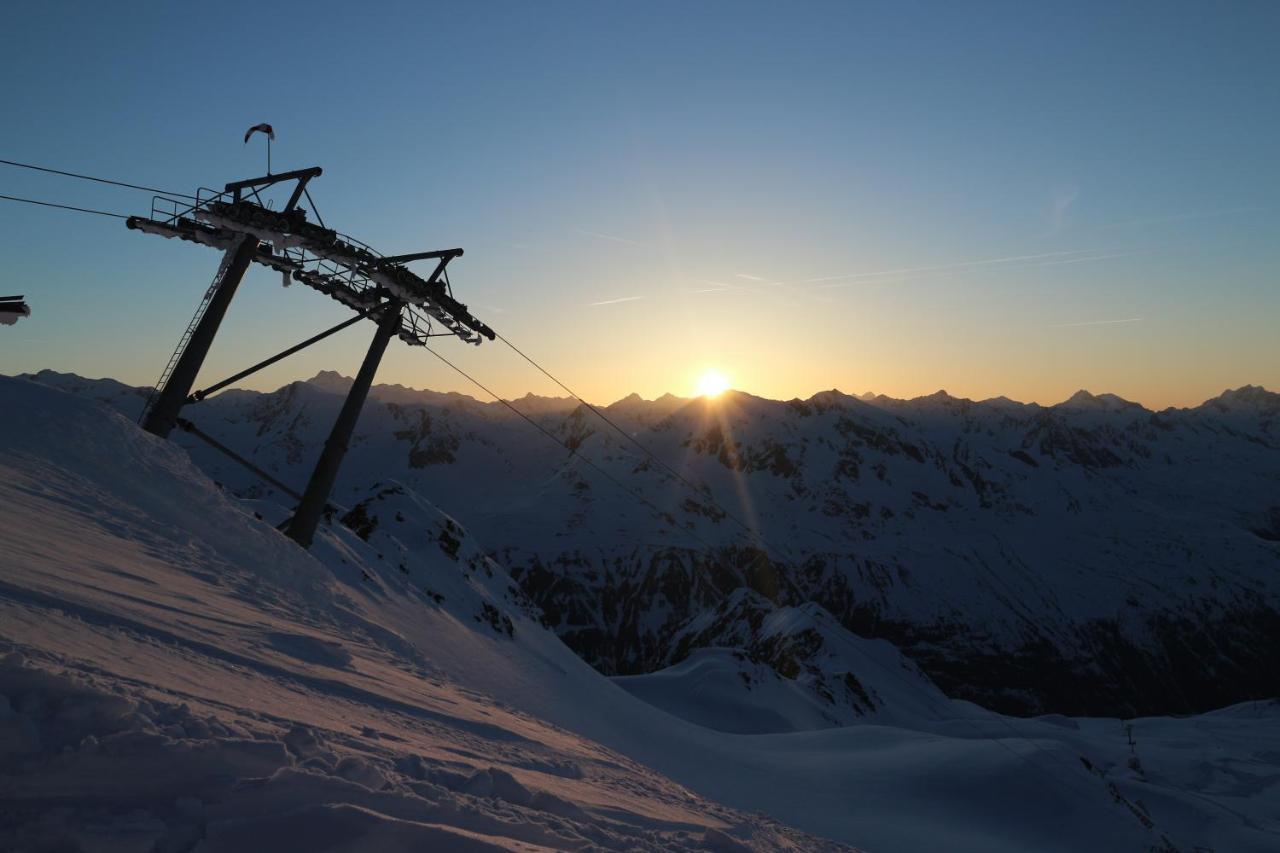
[127, 166, 495, 547]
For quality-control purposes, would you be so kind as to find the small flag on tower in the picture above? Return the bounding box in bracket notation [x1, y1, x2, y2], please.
[0, 295, 31, 326]
[243, 123, 275, 143]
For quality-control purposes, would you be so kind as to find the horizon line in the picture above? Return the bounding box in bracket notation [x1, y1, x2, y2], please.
[13, 368, 1273, 415]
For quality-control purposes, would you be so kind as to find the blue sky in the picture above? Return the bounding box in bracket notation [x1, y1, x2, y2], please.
[1, 1, 1276, 406]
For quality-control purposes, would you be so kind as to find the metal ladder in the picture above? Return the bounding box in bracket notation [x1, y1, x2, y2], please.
[137, 242, 242, 424]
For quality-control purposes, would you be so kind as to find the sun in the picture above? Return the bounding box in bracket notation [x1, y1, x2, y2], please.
[694, 369, 731, 398]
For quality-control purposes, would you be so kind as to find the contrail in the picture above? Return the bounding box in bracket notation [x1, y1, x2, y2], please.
[1038, 252, 1137, 267]
[1048, 317, 1142, 328]
[589, 295, 644, 306]
[807, 248, 1115, 286]
[572, 228, 650, 248]
[689, 279, 770, 296]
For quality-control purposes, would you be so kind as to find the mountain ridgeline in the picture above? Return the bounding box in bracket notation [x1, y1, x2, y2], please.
[26, 370, 1280, 718]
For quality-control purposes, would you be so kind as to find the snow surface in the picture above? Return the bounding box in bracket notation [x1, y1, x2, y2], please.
[3, 375, 1280, 852]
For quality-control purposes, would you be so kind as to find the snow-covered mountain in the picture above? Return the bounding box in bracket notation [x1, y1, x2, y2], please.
[20, 369, 1280, 722]
[6, 374, 1280, 852]
[616, 588, 951, 733]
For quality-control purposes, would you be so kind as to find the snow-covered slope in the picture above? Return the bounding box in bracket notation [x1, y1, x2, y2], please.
[616, 589, 950, 733]
[4, 376, 1280, 852]
[0, 376, 831, 851]
[26, 369, 1278, 719]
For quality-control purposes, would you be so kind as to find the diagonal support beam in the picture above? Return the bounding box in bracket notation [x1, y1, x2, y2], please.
[283, 301, 403, 548]
[188, 308, 373, 404]
[176, 418, 304, 502]
[378, 248, 463, 266]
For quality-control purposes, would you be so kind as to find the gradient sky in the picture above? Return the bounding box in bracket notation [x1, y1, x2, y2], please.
[1, 1, 1277, 409]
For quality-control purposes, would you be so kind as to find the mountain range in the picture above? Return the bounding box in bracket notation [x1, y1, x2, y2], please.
[21, 369, 1280, 721]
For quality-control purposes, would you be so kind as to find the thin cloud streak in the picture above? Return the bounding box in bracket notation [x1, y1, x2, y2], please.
[687, 278, 765, 296]
[1048, 317, 1143, 328]
[808, 248, 1115, 287]
[1038, 251, 1138, 267]
[688, 278, 778, 297]
[571, 228, 651, 248]
[588, 295, 645, 307]
[690, 276, 845, 305]
[735, 273, 765, 281]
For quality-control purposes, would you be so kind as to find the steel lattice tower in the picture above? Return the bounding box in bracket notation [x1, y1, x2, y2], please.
[129, 166, 494, 548]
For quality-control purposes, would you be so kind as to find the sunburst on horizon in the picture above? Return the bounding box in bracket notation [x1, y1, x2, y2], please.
[694, 369, 731, 399]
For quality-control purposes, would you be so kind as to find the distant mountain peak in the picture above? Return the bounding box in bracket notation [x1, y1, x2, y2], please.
[507, 391, 577, 415]
[1056, 389, 1141, 412]
[307, 370, 354, 394]
[805, 389, 851, 405]
[900, 389, 970, 409]
[513, 391, 572, 403]
[1207, 384, 1277, 409]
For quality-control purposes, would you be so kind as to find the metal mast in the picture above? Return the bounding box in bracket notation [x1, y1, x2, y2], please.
[128, 166, 494, 549]
[284, 302, 400, 547]
[138, 167, 322, 437]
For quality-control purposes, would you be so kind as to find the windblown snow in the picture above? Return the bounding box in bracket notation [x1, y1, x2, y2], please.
[2, 375, 1279, 852]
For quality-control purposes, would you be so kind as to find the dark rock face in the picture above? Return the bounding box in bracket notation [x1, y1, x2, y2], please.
[505, 540, 1280, 717]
